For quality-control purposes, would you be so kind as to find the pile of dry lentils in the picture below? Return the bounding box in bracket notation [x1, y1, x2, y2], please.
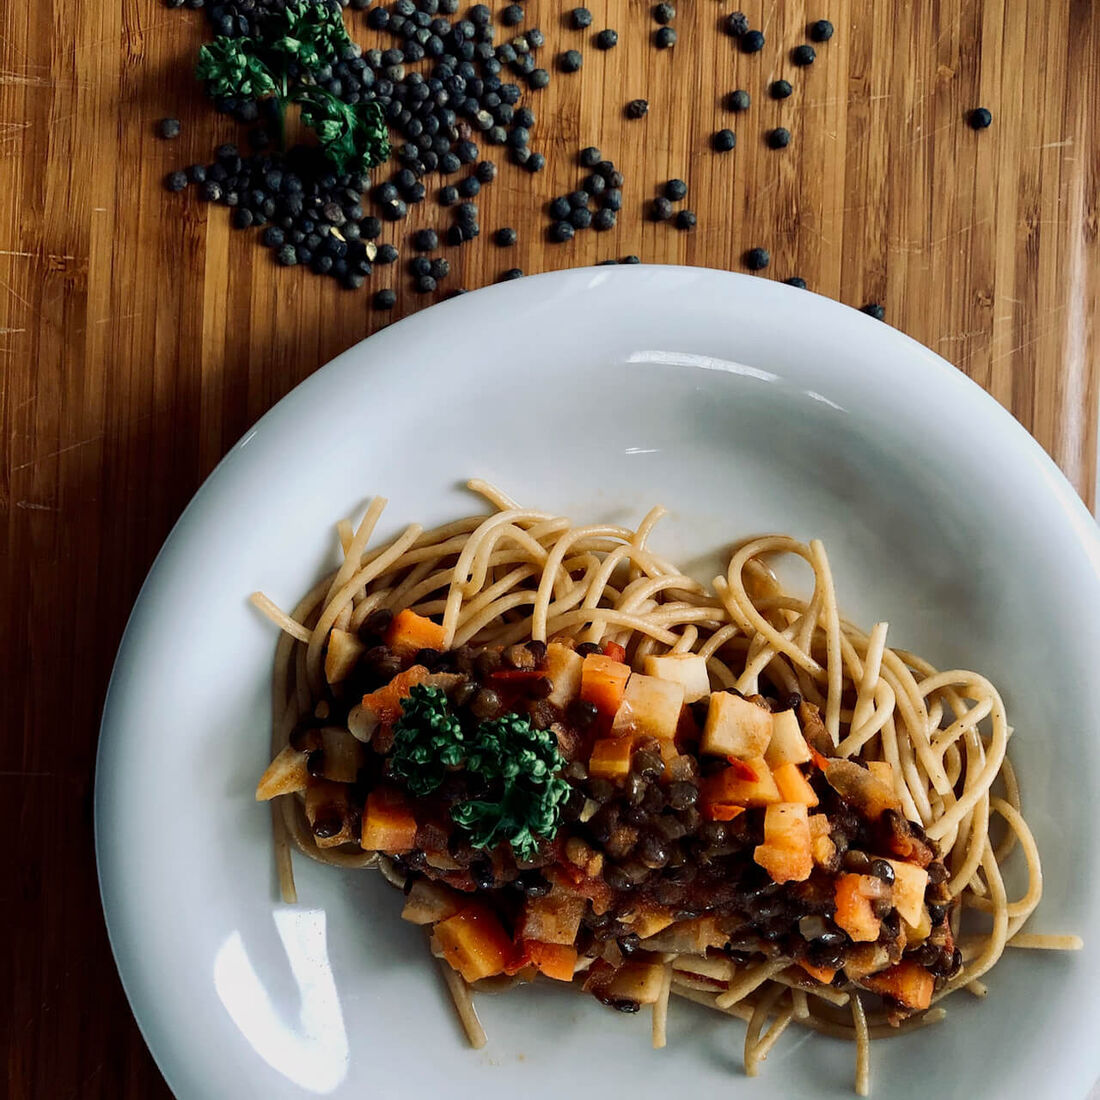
[160, 0, 992, 315]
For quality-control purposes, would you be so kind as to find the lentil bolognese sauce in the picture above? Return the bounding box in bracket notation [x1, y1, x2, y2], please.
[252, 480, 1079, 1095]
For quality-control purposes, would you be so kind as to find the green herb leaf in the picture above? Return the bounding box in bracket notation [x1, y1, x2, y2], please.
[296, 87, 390, 173]
[195, 37, 277, 99]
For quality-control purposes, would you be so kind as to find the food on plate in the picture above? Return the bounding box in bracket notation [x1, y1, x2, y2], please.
[252, 480, 1079, 1095]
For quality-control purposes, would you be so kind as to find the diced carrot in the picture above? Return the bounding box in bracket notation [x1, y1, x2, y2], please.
[754, 803, 813, 883]
[360, 786, 417, 853]
[580, 654, 631, 718]
[544, 866, 614, 916]
[700, 755, 780, 809]
[860, 960, 934, 1011]
[602, 641, 627, 663]
[385, 608, 446, 658]
[360, 665, 432, 725]
[726, 757, 760, 782]
[834, 873, 882, 942]
[772, 762, 819, 806]
[525, 941, 578, 982]
[809, 748, 831, 771]
[435, 904, 513, 983]
[490, 669, 547, 683]
[704, 803, 746, 822]
[797, 959, 838, 984]
[588, 736, 634, 780]
[503, 943, 531, 976]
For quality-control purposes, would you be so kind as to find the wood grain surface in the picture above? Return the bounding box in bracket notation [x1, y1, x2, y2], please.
[2, 0, 1097, 1096]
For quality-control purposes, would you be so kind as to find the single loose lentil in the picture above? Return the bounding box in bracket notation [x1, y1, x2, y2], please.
[745, 247, 770, 269]
[411, 228, 439, 251]
[809, 19, 834, 41]
[783, 276, 807, 288]
[724, 11, 749, 36]
[728, 89, 751, 111]
[712, 128, 736, 152]
[376, 243, 399, 264]
[741, 29, 765, 52]
[654, 2, 675, 24]
[528, 68, 550, 90]
[163, 169, 188, 192]
[550, 220, 575, 242]
[157, 117, 182, 139]
[674, 209, 696, 230]
[525, 152, 546, 172]
[495, 226, 518, 246]
[861, 302, 886, 320]
[571, 7, 592, 29]
[374, 288, 397, 309]
[596, 28, 618, 49]
[770, 79, 793, 99]
[501, 267, 524, 280]
[621, 254, 641, 264]
[651, 196, 673, 221]
[655, 27, 676, 48]
[570, 207, 593, 229]
[792, 44, 816, 66]
[626, 98, 649, 119]
[768, 127, 791, 149]
[593, 207, 616, 230]
[414, 274, 437, 293]
[501, 3, 523, 25]
[560, 49, 583, 72]
[665, 178, 687, 201]
[968, 107, 993, 129]
[429, 257, 450, 279]
[580, 146, 602, 167]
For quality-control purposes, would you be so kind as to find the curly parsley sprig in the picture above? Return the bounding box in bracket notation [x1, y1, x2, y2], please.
[195, 0, 389, 175]
[389, 685, 571, 861]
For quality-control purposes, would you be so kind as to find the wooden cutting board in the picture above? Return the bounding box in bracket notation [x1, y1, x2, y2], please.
[1, 1, 1097, 1096]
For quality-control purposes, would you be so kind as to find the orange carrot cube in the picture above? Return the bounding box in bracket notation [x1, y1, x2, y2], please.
[385, 609, 447, 658]
[435, 905, 513, 983]
[360, 786, 417, 853]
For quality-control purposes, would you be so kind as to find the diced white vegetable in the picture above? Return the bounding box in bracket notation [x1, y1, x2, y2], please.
[324, 628, 365, 684]
[764, 709, 812, 767]
[401, 880, 464, 925]
[642, 653, 710, 702]
[318, 726, 363, 783]
[545, 643, 583, 707]
[611, 673, 685, 742]
[607, 960, 666, 1005]
[701, 692, 773, 758]
[886, 859, 930, 927]
[255, 744, 309, 801]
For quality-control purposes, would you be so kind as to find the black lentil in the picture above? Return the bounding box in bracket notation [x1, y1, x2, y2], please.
[968, 107, 993, 129]
[414, 274, 437, 293]
[528, 68, 549, 90]
[495, 226, 517, 246]
[712, 128, 736, 152]
[654, 2, 675, 24]
[728, 89, 751, 111]
[410, 256, 432, 277]
[560, 49, 583, 72]
[655, 27, 676, 48]
[809, 19, 834, 42]
[770, 79, 793, 99]
[783, 276, 807, 288]
[458, 177, 481, 197]
[674, 209, 696, 230]
[651, 196, 674, 221]
[157, 117, 182, 140]
[603, 188, 622, 211]
[164, 169, 188, 192]
[439, 184, 460, 206]
[665, 178, 687, 201]
[724, 11, 749, 36]
[525, 152, 546, 172]
[595, 28, 618, 49]
[411, 228, 439, 251]
[861, 303, 886, 320]
[580, 146, 602, 167]
[626, 98, 649, 119]
[550, 221, 575, 242]
[429, 257, 450, 279]
[376, 243, 399, 264]
[501, 3, 523, 25]
[768, 127, 791, 149]
[745, 247, 770, 270]
[792, 44, 816, 66]
[571, 7, 592, 29]
[741, 29, 765, 53]
[570, 207, 593, 230]
[501, 267, 524, 280]
[621, 254, 641, 264]
[549, 196, 571, 219]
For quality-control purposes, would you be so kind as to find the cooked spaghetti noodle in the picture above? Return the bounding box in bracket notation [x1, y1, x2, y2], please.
[252, 480, 1080, 1094]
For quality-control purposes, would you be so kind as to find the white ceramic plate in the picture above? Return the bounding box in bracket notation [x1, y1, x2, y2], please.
[96, 266, 1100, 1100]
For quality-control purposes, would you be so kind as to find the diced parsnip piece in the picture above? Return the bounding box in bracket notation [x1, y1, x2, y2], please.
[588, 736, 634, 780]
[545, 642, 584, 707]
[435, 905, 513, 983]
[867, 760, 895, 786]
[580, 654, 631, 717]
[754, 802, 813, 883]
[886, 860, 930, 928]
[843, 943, 890, 981]
[904, 906, 932, 945]
[834, 874, 884, 942]
[401, 880, 464, 925]
[700, 756, 780, 810]
[765, 708, 813, 767]
[324, 627, 365, 684]
[611, 673, 685, 742]
[304, 780, 356, 848]
[525, 941, 578, 982]
[606, 959, 667, 1005]
[255, 744, 310, 801]
[824, 759, 902, 819]
[619, 904, 675, 939]
[360, 786, 417, 853]
[640, 915, 727, 955]
[347, 702, 379, 744]
[808, 813, 837, 867]
[385, 608, 446, 658]
[701, 692, 773, 758]
[519, 894, 586, 946]
[642, 653, 711, 702]
[861, 960, 935, 1011]
[772, 762, 819, 806]
[318, 727, 363, 783]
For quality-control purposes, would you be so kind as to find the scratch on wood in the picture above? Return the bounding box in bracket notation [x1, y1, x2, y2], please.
[12, 435, 104, 472]
[0, 68, 52, 88]
[16, 501, 58, 511]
